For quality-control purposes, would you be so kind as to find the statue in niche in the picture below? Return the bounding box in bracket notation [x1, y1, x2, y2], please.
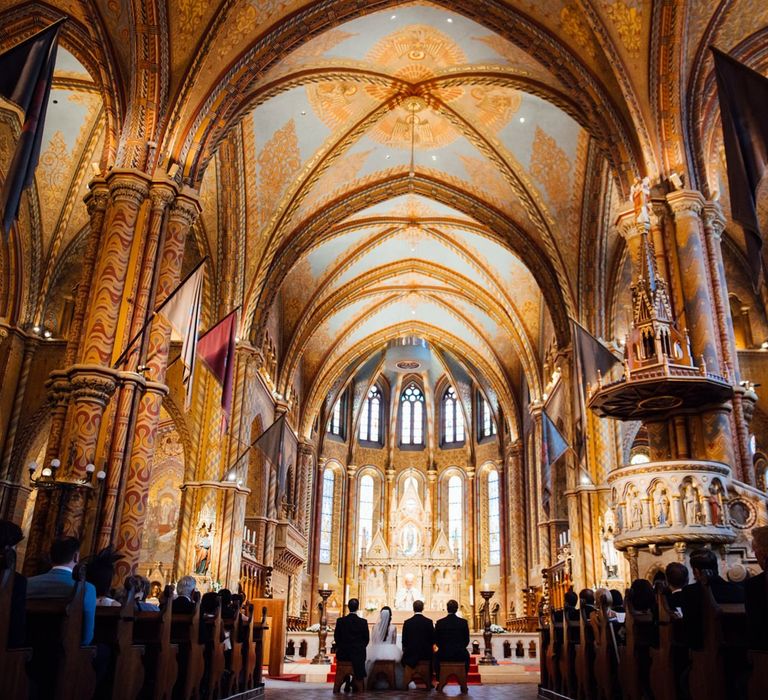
[631, 176, 652, 224]
[194, 522, 213, 575]
[600, 512, 619, 579]
[709, 482, 725, 525]
[683, 484, 698, 525]
[628, 492, 642, 529]
[655, 487, 670, 527]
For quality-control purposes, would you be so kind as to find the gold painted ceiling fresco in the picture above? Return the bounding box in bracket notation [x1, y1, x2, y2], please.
[3, 0, 768, 438]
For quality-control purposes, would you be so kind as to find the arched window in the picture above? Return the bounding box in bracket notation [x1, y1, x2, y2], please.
[328, 399, 343, 436]
[448, 475, 463, 563]
[359, 386, 382, 443]
[319, 468, 335, 563]
[478, 395, 497, 439]
[400, 383, 425, 446]
[442, 386, 465, 445]
[488, 469, 501, 565]
[357, 474, 375, 556]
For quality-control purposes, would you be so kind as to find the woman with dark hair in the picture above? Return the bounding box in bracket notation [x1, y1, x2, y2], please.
[0, 519, 26, 648]
[83, 547, 122, 606]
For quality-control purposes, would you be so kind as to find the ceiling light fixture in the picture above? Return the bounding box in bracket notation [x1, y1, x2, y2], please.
[391, 14, 397, 19]
[519, 117, 526, 123]
[446, 17, 453, 23]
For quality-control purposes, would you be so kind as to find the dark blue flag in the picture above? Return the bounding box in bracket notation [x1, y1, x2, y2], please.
[541, 410, 568, 516]
[0, 19, 64, 236]
[711, 47, 768, 286]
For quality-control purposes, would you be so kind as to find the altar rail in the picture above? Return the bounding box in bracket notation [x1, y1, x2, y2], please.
[0, 556, 268, 700]
[537, 583, 768, 700]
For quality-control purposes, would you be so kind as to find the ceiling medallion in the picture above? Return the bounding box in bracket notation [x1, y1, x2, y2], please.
[396, 360, 421, 370]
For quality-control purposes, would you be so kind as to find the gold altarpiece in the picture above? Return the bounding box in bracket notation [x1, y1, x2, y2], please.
[357, 475, 460, 616]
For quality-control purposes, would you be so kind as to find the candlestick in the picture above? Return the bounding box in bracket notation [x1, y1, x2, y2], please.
[478, 589, 498, 665]
[311, 587, 333, 664]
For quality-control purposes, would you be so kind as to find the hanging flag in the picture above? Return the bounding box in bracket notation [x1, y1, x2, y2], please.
[197, 309, 238, 433]
[253, 415, 297, 507]
[711, 47, 768, 286]
[0, 19, 64, 237]
[156, 262, 204, 409]
[541, 409, 569, 516]
[570, 318, 622, 457]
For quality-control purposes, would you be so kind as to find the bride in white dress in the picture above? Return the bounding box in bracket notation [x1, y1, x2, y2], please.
[365, 606, 403, 686]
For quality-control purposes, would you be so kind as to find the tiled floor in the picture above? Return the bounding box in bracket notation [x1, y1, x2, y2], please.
[264, 680, 540, 699]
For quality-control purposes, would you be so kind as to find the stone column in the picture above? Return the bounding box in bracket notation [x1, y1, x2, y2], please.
[64, 171, 151, 482]
[529, 403, 550, 571]
[666, 190, 720, 370]
[309, 456, 326, 622]
[96, 183, 176, 551]
[113, 193, 200, 580]
[341, 465, 358, 599]
[702, 202, 755, 484]
[40, 181, 110, 473]
[506, 441, 527, 617]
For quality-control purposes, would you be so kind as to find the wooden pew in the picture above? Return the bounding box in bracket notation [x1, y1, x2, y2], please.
[649, 586, 685, 700]
[573, 605, 596, 700]
[252, 606, 268, 689]
[591, 597, 620, 700]
[223, 611, 244, 696]
[748, 649, 768, 700]
[25, 569, 97, 700]
[94, 590, 146, 700]
[618, 598, 655, 700]
[133, 585, 178, 700]
[200, 600, 225, 699]
[558, 608, 580, 698]
[688, 583, 748, 700]
[0, 548, 30, 700]
[539, 618, 551, 690]
[170, 593, 204, 700]
[544, 610, 563, 694]
[238, 605, 257, 690]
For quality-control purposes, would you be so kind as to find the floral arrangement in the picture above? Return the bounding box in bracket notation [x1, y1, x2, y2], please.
[489, 623, 507, 634]
[306, 623, 321, 632]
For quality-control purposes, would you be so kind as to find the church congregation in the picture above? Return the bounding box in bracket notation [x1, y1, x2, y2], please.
[2, 1, 768, 699]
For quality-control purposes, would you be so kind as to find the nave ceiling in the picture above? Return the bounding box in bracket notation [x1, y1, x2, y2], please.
[2, 0, 768, 441]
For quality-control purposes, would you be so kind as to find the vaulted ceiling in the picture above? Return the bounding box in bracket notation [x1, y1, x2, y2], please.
[2, 0, 768, 439]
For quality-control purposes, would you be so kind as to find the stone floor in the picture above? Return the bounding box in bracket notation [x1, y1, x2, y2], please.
[264, 680, 540, 699]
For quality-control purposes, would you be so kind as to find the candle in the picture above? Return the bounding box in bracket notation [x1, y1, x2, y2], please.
[484, 582, 489, 591]
[322, 582, 328, 590]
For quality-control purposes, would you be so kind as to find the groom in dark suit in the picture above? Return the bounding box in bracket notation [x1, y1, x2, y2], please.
[333, 598, 370, 690]
[434, 599, 470, 673]
[402, 599, 435, 682]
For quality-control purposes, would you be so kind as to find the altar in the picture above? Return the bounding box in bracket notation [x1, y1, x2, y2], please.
[357, 475, 461, 612]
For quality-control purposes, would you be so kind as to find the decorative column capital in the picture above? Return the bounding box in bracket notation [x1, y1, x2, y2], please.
[45, 370, 71, 408]
[149, 183, 176, 212]
[703, 201, 727, 240]
[346, 464, 358, 478]
[666, 189, 705, 219]
[615, 204, 649, 241]
[168, 192, 201, 228]
[67, 365, 118, 407]
[84, 178, 109, 215]
[106, 170, 151, 205]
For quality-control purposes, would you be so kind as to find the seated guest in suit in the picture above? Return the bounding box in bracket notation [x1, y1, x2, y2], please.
[434, 599, 470, 674]
[665, 562, 689, 612]
[681, 547, 745, 649]
[173, 575, 197, 613]
[0, 519, 26, 648]
[401, 599, 435, 684]
[746, 526, 768, 650]
[563, 590, 580, 621]
[27, 536, 97, 645]
[627, 578, 655, 613]
[123, 574, 160, 611]
[333, 598, 370, 688]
